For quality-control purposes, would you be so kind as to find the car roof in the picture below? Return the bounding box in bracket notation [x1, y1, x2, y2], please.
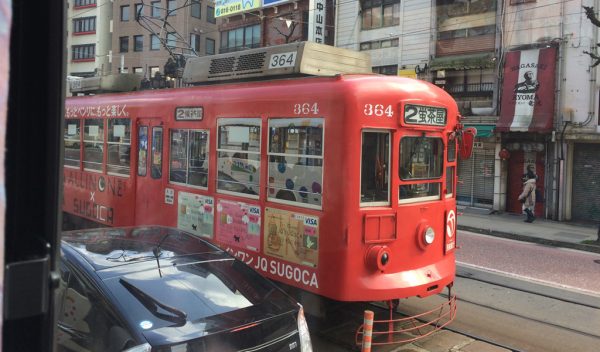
[61, 226, 224, 272]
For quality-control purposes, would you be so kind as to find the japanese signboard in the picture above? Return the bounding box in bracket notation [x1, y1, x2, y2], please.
[308, 0, 326, 43]
[403, 104, 447, 126]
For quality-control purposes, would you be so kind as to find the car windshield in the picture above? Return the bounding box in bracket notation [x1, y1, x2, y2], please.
[103, 258, 288, 333]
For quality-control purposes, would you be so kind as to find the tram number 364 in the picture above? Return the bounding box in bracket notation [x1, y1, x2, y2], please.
[364, 104, 394, 118]
[293, 103, 319, 115]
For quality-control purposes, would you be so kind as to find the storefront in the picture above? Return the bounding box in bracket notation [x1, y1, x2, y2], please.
[571, 143, 600, 223]
[457, 124, 496, 208]
[495, 46, 557, 217]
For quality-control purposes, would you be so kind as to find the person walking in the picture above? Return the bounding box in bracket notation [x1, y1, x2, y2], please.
[518, 171, 537, 223]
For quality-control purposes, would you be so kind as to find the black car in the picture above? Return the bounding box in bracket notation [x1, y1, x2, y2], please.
[56, 226, 312, 352]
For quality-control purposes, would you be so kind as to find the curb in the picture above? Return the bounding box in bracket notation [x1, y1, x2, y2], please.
[457, 224, 600, 254]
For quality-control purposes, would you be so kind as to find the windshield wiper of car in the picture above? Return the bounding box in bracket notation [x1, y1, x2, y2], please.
[119, 278, 187, 326]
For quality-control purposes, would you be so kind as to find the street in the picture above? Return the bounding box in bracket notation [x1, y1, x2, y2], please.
[309, 230, 600, 352]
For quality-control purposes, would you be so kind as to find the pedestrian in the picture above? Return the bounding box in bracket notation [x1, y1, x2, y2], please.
[518, 170, 537, 223]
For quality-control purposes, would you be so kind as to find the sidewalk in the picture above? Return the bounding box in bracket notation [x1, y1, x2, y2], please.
[457, 206, 600, 253]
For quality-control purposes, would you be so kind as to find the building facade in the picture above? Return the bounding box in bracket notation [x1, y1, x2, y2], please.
[67, 0, 112, 77]
[111, 0, 218, 79]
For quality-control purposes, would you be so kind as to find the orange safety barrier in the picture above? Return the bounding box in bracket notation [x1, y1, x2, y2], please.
[361, 310, 374, 352]
[355, 291, 457, 347]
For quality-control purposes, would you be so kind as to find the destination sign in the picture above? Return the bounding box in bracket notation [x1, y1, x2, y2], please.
[404, 104, 447, 126]
[175, 106, 203, 121]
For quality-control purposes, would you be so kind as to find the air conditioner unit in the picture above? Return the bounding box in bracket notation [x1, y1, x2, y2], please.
[182, 41, 372, 85]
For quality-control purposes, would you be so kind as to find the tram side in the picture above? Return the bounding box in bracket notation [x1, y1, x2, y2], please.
[62, 75, 464, 305]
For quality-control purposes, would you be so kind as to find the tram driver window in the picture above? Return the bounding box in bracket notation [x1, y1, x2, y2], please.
[107, 118, 131, 176]
[83, 119, 104, 172]
[217, 119, 260, 196]
[268, 118, 323, 208]
[399, 136, 443, 203]
[360, 131, 390, 205]
[169, 129, 209, 188]
[64, 119, 81, 168]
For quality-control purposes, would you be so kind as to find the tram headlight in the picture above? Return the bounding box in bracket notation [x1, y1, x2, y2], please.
[366, 245, 391, 272]
[424, 227, 435, 245]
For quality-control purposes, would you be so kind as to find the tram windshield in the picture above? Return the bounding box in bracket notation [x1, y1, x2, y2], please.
[399, 137, 443, 202]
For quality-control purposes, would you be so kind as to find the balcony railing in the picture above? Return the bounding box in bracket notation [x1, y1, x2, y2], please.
[445, 82, 494, 97]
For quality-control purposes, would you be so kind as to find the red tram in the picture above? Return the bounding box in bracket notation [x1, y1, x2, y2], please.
[63, 43, 473, 341]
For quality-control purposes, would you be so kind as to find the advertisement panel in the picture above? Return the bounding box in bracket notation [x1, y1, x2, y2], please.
[177, 192, 214, 238]
[215, 0, 261, 18]
[497, 47, 557, 132]
[264, 207, 318, 268]
[216, 199, 261, 251]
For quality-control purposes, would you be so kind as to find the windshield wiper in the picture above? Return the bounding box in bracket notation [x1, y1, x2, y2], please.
[119, 278, 187, 326]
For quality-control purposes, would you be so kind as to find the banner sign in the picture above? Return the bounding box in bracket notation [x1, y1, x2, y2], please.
[497, 48, 557, 132]
[308, 0, 326, 43]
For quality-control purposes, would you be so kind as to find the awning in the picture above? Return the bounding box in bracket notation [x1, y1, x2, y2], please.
[464, 124, 495, 138]
[429, 53, 496, 71]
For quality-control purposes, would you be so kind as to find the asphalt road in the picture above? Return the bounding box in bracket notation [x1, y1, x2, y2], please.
[311, 230, 600, 352]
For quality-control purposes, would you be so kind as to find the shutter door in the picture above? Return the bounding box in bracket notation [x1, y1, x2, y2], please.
[572, 143, 600, 223]
[457, 142, 495, 207]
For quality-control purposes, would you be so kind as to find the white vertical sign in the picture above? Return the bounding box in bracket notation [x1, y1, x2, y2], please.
[308, 0, 326, 43]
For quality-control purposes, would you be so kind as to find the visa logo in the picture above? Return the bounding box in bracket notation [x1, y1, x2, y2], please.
[304, 218, 317, 226]
[249, 207, 260, 214]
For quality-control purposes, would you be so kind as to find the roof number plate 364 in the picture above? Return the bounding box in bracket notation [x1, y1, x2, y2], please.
[269, 51, 297, 69]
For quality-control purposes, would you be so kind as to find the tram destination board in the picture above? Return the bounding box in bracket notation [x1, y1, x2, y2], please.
[404, 104, 447, 126]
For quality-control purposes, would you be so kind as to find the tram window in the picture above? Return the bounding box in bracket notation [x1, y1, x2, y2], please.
[448, 138, 456, 162]
[83, 119, 104, 172]
[64, 119, 81, 168]
[169, 129, 209, 188]
[151, 127, 163, 179]
[137, 126, 148, 177]
[217, 119, 260, 196]
[360, 131, 390, 205]
[399, 137, 443, 202]
[268, 118, 323, 208]
[107, 118, 131, 176]
[446, 166, 455, 197]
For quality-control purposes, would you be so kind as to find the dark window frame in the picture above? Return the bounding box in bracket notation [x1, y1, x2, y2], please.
[119, 36, 129, 53]
[72, 16, 96, 34]
[134, 35, 144, 52]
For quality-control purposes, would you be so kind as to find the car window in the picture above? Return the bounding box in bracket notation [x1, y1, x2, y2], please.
[56, 262, 135, 352]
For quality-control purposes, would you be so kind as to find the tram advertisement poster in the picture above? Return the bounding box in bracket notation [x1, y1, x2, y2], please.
[216, 200, 261, 252]
[264, 208, 319, 268]
[177, 192, 214, 239]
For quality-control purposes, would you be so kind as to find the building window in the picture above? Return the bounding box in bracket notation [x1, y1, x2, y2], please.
[372, 65, 398, 75]
[135, 3, 144, 18]
[217, 118, 261, 197]
[134, 35, 144, 51]
[151, 1, 162, 17]
[207, 5, 215, 23]
[167, 32, 177, 49]
[167, 0, 177, 15]
[206, 38, 215, 55]
[72, 44, 95, 61]
[134, 67, 144, 75]
[362, 0, 400, 30]
[119, 36, 129, 53]
[360, 38, 399, 51]
[150, 34, 161, 50]
[74, 0, 96, 8]
[150, 66, 160, 77]
[191, 0, 201, 18]
[190, 33, 200, 53]
[169, 129, 209, 188]
[220, 24, 260, 53]
[119, 67, 129, 73]
[268, 118, 324, 208]
[73, 16, 96, 34]
[438, 25, 495, 41]
[121, 5, 130, 21]
[510, 0, 535, 4]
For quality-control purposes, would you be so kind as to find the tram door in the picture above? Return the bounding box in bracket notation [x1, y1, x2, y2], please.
[135, 119, 165, 224]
